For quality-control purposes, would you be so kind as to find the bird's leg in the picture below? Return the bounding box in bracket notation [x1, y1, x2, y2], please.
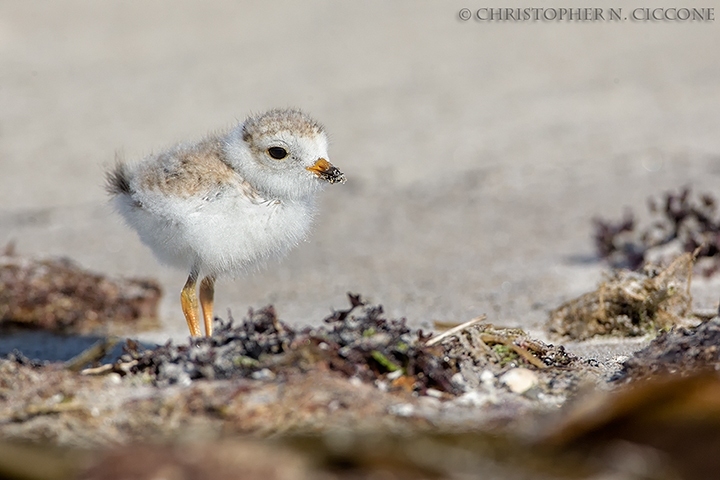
[180, 271, 202, 337]
[199, 275, 215, 337]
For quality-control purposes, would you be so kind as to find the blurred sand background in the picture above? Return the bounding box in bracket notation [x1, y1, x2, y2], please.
[1, 1, 719, 344]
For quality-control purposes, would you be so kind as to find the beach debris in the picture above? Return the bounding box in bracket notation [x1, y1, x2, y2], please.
[593, 186, 720, 274]
[613, 316, 720, 383]
[0, 249, 161, 334]
[436, 321, 575, 372]
[548, 253, 694, 340]
[110, 294, 460, 394]
[65, 337, 121, 372]
[429, 318, 594, 405]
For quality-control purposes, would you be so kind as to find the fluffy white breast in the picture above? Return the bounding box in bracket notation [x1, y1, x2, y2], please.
[189, 191, 317, 276]
[116, 184, 317, 277]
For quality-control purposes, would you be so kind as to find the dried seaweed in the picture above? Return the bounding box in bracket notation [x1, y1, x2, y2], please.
[0, 251, 161, 334]
[548, 253, 694, 340]
[431, 320, 593, 402]
[613, 317, 720, 383]
[593, 186, 720, 272]
[440, 323, 575, 372]
[114, 294, 459, 394]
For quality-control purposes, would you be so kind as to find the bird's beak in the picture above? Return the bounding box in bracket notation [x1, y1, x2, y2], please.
[306, 158, 346, 184]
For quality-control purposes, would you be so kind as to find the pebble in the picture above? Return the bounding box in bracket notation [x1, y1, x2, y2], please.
[425, 388, 443, 398]
[389, 403, 415, 417]
[499, 368, 538, 394]
[251, 368, 275, 380]
[450, 372, 467, 388]
[418, 396, 441, 409]
[480, 369, 495, 386]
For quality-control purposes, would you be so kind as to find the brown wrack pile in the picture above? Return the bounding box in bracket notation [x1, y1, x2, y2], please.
[593, 186, 720, 274]
[115, 294, 458, 392]
[110, 294, 580, 399]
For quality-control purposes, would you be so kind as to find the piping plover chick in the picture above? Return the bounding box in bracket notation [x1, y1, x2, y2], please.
[106, 108, 345, 337]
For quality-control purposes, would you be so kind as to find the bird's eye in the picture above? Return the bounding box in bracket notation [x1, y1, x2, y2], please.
[267, 147, 288, 160]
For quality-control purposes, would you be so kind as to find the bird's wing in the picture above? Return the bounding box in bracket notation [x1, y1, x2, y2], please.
[134, 137, 263, 203]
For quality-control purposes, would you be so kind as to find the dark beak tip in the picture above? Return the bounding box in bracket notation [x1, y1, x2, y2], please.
[327, 168, 346, 184]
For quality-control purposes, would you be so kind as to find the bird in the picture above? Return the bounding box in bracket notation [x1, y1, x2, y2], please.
[106, 108, 345, 338]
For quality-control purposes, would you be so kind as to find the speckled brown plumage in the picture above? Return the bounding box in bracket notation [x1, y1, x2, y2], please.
[138, 137, 238, 198]
[242, 109, 324, 144]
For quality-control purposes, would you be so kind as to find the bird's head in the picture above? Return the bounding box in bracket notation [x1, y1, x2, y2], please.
[227, 109, 345, 199]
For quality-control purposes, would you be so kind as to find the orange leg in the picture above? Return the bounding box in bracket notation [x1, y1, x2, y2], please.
[180, 272, 201, 337]
[199, 275, 215, 337]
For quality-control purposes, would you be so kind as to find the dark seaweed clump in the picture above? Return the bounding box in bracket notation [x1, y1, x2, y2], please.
[0, 250, 161, 334]
[613, 317, 720, 383]
[593, 187, 720, 272]
[117, 294, 458, 394]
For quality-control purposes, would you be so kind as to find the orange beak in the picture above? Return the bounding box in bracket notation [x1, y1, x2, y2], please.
[306, 158, 346, 184]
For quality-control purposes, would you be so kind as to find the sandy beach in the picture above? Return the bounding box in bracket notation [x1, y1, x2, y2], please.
[1, 1, 719, 346]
